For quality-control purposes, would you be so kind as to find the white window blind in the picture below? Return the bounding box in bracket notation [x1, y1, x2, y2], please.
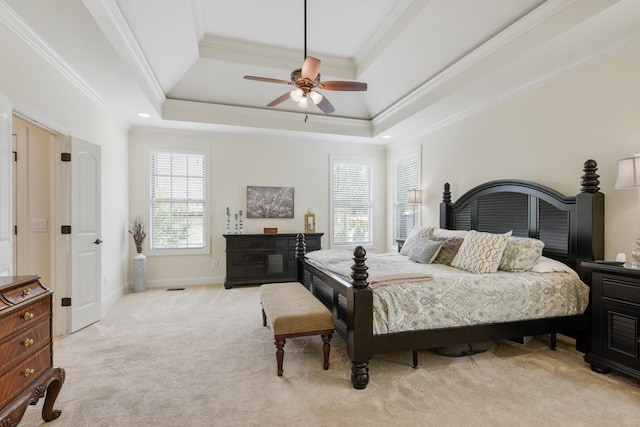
[393, 151, 420, 240]
[331, 159, 373, 246]
[150, 150, 206, 250]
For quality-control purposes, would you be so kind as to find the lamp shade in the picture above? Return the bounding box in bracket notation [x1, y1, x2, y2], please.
[615, 156, 640, 189]
[407, 189, 422, 204]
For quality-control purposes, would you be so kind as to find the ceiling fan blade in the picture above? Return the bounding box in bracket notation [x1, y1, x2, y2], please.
[316, 95, 335, 114]
[266, 92, 292, 107]
[244, 75, 292, 85]
[320, 81, 368, 91]
[301, 56, 321, 80]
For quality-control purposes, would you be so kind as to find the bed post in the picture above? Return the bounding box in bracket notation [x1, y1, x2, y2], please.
[295, 233, 306, 286]
[439, 183, 452, 228]
[576, 160, 604, 267]
[348, 246, 373, 390]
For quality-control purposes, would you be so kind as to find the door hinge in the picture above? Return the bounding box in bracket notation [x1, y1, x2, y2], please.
[14, 225, 17, 235]
[61, 152, 71, 162]
[61, 297, 71, 307]
[12, 151, 17, 162]
[61, 225, 71, 234]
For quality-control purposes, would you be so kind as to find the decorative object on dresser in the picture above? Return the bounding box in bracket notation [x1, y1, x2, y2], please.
[581, 262, 640, 380]
[304, 210, 315, 233]
[296, 159, 604, 389]
[614, 154, 640, 266]
[224, 233, 322, 289]
[0, 276, 65, 425]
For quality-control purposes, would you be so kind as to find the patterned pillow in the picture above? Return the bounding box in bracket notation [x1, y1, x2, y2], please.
[451, 230, 512, 273]
[499, 237, 545, 272]
[400, 226, 435, 256]
[408, 240, 443, 264]
[431, 238, 465, 266]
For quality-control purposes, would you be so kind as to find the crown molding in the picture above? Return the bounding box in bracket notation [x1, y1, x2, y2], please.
[0, 0, 111, 112]
[81, 0, 166, 114]
[162, 98, 372, 138]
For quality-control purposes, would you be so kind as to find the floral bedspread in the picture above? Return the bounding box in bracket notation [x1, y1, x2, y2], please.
[305, 250, 589, 335]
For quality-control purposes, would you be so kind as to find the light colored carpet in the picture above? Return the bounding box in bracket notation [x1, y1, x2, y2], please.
[20, 285, 640, 426]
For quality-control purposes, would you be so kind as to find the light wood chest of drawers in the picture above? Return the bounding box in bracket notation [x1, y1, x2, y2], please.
[0, 276, 65, 426]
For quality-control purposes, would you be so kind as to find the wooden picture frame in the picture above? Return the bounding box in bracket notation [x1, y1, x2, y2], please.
[304, 212, 315, 233]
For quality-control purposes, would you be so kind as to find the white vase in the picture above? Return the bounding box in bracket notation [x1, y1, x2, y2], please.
[134, 253, 146, 292]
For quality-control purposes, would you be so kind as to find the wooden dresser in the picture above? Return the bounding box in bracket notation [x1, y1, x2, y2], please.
[0, 276, 65, 426]
[224, 233, 323, 289]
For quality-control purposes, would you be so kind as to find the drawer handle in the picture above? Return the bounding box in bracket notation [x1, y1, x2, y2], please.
[22, 368, 35, 377]
[21, 288, 32, 297]
[22, 338, 34, 347]
[22, 311, 34, 321]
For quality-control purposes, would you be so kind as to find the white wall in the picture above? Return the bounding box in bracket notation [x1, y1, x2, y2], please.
[129, 128, 386, 287]
[0, 20, 130, 324]
[389, 44, 640, 261]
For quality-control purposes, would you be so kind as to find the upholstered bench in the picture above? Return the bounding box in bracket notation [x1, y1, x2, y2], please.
[259, 282, 334, 376]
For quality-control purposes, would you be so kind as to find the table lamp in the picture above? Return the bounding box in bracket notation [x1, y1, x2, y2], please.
[614, 155, 640, 266]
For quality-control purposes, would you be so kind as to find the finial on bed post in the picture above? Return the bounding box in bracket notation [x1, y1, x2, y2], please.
[580, 159, 600, 193]
[295, 233, 306, 258]
[442, 183, 451, 204]
[351, 246, 369, 290]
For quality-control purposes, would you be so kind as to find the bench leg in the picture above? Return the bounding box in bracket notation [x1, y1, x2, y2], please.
[261, 308, 267, 327]
[321, 332, 332, 370]
[275, 337, 286, 376]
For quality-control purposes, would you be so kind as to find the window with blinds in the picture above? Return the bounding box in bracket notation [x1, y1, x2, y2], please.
[331, 158, 373, 246]
[393, 150, 420, 240]
[150, 150, 207, 251]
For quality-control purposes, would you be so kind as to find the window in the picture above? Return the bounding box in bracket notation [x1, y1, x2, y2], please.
[150, 150, 207, 252]
[331, 157, 373, 246]
[392, 150, 420, 240]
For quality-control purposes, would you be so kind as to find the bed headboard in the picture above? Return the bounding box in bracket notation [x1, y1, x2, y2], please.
[439, 160, 604, 271]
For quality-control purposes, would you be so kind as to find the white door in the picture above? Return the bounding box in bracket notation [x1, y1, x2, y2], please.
[71, 137, 102, 331]
[0, 92, 12, 276]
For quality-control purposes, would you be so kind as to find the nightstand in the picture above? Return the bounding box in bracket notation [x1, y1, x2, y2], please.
[581, 261, 640, 380]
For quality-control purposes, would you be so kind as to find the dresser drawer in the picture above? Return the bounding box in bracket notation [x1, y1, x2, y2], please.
[602, 275, 640, 306]
[228, 252, 265, 264]
[1, 281, 47, 305]
[0, 344, 52, 404]
[226, 238, 288, 251]
[0, 296, 51, 340]
[0, 318, 50, 374]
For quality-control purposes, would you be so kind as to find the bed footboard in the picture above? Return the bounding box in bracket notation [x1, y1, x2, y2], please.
[296, 235, 373, 389]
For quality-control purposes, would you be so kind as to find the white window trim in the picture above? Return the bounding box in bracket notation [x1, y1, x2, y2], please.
[329, 155, 374, 248]
[145, 146, 211, 257]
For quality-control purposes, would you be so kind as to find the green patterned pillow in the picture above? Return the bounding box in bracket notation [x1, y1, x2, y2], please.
[498, 237, 544, 272]
[451, 230, 512, 273]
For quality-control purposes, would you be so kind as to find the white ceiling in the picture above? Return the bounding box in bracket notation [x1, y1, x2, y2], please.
[3, 0, 640, 143]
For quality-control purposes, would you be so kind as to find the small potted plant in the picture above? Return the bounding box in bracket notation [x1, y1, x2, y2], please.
[128, 217, 146, 254]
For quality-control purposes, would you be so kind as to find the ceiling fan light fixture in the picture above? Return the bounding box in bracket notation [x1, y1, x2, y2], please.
[297, 95, 309, 109]
[290, 88, 304, 102]
[308, 90, 323, 105]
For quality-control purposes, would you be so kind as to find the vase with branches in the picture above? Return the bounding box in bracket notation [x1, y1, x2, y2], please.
[129, 217, 146, 254]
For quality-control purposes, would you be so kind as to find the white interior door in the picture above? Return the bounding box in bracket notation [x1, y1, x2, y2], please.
[0, 91, 12, 276]
[71, 137, 102, 331]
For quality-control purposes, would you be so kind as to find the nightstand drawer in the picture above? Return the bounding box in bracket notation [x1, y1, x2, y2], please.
[0, 318, 50, 374]
[1, 282, 47, 305]
[603, 274, 640, 305]
[0, 297, 51, 340]
[0, 344, 52, 404]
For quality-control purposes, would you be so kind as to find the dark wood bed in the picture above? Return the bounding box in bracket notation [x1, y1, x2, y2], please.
[295, 159, 604, 389]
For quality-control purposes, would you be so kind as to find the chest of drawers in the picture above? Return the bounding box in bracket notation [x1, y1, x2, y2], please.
[0, 276, 65, 426]
[224, 233, 323, 288]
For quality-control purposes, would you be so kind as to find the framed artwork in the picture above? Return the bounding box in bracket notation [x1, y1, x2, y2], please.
[247, 186, 294, 218]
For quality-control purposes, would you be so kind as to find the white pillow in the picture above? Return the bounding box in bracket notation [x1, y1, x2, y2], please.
[400, 226, 435, 256]
[451, 230, 512, 274]
[431, 228, 469, 240]
[498, 236, 544, 272]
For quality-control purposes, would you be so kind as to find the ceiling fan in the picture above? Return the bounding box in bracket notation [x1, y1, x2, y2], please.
[243, 0, 367, 114]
